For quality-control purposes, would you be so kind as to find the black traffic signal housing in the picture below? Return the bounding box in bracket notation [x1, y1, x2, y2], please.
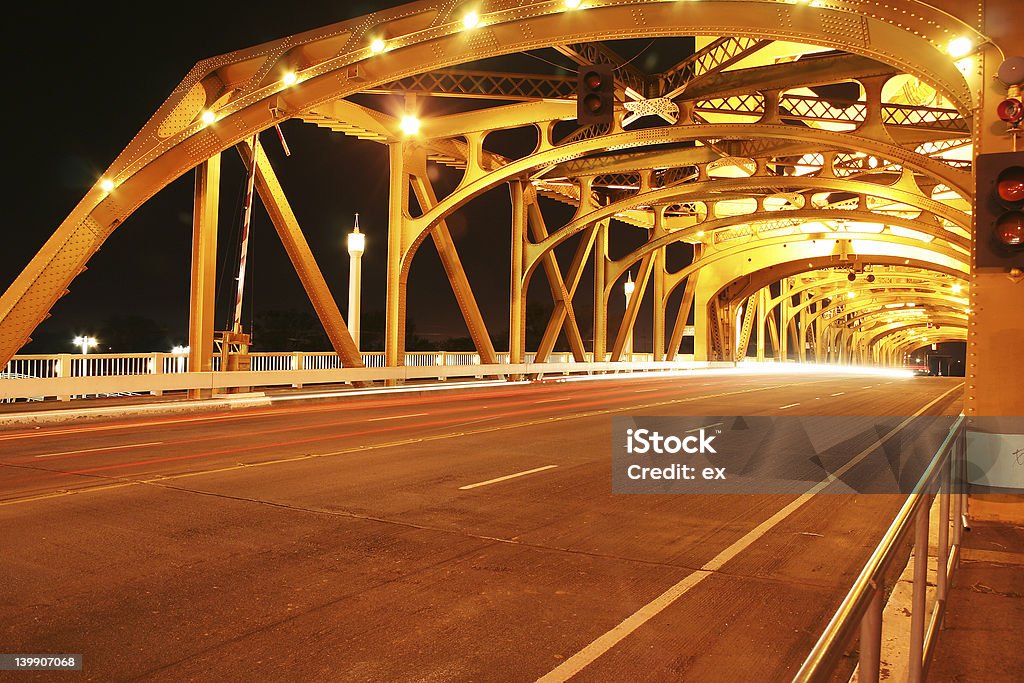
[975, 151, 1024, 269]
[576, 64, 615, 126]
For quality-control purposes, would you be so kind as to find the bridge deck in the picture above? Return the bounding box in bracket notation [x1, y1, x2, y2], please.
[0, 373, 963, 680]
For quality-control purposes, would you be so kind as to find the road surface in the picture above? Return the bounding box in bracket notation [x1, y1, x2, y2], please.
[0, 371, 963, 681]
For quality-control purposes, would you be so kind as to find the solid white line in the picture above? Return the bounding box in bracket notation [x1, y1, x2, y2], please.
[365, 413, 428, 422]
[34, 441, 163, 458]
[458, 465, 558, 490]
[779, 403, 800, 409]
[684, 422, 722, 433]
[537, 382, 963, 683]
[831, 392, 845, 397]
[536, 398, 571, 403]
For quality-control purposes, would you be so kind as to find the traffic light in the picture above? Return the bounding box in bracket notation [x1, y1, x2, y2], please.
[576, 64, 614, 126]
[975, 151, 1024, 269]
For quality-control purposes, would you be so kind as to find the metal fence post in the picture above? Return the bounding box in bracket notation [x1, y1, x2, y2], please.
[908, 497, 930, 682]
[56, 354, 72, 402]
[859, 581, 884, 683]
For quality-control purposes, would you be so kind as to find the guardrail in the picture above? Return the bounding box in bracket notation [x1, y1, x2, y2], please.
[3, 351, 646, 377]
[793, 415, 967, 683]
[0, 356, 715, 402]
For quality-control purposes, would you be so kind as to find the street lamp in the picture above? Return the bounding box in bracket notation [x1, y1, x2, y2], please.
[171, 345, 190, 373]
[623, 272, 635, 360]
[347, 214, 366, 350]
[73, 335, 97, 355]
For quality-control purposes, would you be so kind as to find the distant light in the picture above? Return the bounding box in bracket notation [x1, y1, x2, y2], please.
[99, 178, 115, 193]
[282, 71, 298, 86]
[348, 230, 365, 256]
[847, 291, 856, 299]
[965, 308, 972, 314]
[907, 302, 916, 307]
[201, 110, 216, 125]
[623, 274, 636, 298]
[370, 38, 386, 53]
[951, 283, 962, 293]
[171, 345, 190, 354]
[463, 11, 480, 29]
[564, 0, 582, 8]
[947, 37, 973, 58]
[695, 230, 706, 238]
[400, 115, 421, 135]
[867, 156, 879, 169]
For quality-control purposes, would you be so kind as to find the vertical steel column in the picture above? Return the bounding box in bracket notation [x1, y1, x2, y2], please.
[593, 221, 608, 363]
[909, 497, 930, 682]
[385, 143, 409, 372]
[188, 153, 220, 399]
[509, 181, 527, 367]
[780, 279, 790, 362]
[756, 286, 768, 362]
[652, 247, 666, 361]
[799, 291, 810, 362]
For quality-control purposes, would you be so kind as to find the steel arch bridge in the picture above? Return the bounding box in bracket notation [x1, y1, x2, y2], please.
[1, 0, 1002, 379]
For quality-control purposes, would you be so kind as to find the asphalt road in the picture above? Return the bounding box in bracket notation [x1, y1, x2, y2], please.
[0, 371, 963, 681]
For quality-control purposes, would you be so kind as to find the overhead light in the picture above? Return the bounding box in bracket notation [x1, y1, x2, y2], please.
[282, 71, 298, 86]
[201, 110, 216, 125]
[370, 38, 386, 53]
[99, 178, 115, 193]
[463, 11, 480, 29]
[400, 115, 421, 135]
[947, 37, 973, 58]
[564, 0, 582, 8]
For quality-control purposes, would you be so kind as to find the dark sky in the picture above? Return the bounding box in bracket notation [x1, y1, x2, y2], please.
[6, 1, 675, 354]
[7, 0, 499, 351]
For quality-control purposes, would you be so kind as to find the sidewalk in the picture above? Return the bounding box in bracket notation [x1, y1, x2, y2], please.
[928, 493, 1024, 681]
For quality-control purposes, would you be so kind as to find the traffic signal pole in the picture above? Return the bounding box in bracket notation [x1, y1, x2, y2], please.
[966, 0, 1024, 490]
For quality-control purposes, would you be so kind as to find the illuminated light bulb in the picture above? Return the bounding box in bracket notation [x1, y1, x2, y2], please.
[99, 178, 115, 193]
[282, 71, 298, 86]
[847, 291, 856, 299]
[370, 38, 386, 53]
[564, 0, 582, 8]
[947, 37, 973, 58]
[400, 115, 421, 135]
[463, 11, 479, 29]
[951, 283, 962, 293]
[201, 110, 216, 125]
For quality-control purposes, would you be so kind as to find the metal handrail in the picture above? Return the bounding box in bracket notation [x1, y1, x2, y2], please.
[793, 414, 967, 683]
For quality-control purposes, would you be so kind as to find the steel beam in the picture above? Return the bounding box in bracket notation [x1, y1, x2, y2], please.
[188, 154, 220, 399]
[409, 175, 498, 365]
[237, 140, 365, 372]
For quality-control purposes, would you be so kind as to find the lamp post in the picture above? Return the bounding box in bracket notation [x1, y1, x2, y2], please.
[623, 272, 635, 360]
[347, 214, 365, 350]
[73, 335, 97, 355]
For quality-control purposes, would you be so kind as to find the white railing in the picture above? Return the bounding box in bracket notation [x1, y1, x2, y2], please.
[1, 350, 698, 402]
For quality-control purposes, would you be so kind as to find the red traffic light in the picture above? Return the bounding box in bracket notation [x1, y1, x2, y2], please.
[995, 211, 1024, 246]
[583, 70, 605, 90]
[996, 166, 1024, 203]
[576, 64, 614, 126]
[996, 98, 1024, 124]
[975, 152, 1024, 268]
